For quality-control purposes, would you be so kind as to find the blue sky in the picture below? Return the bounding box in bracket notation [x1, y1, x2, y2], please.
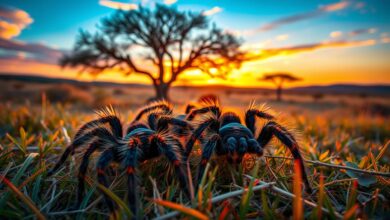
[0, 0, 389, 86]
[4, 0, 388, 48]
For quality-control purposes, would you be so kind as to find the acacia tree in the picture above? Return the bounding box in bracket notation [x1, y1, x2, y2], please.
[60, 4, 244, 100]
[258, 72, 301, 101]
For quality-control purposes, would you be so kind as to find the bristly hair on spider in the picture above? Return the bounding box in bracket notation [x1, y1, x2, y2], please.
[185, 94, 221, 121]
[183, 94, 220, 115]
[47, 102, 192, 218]
[95, 105, 118, 118]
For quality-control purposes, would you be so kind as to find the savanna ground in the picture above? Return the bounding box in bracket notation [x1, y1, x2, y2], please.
[0, 80, 389, 219]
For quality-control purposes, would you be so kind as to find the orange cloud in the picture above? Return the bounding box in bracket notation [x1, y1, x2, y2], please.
[99, 0, 138, 10]
[0, 20, 20, 39]
[320, 1, 349, 12]
[330, 31, 342, 38]
[246, 39, 376, 61]
[202, 7, 222, 16]
[164, 0, 177, 5]
[0, 6, 33, 39]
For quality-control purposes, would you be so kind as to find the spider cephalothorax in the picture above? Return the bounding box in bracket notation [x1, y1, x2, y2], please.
[47, 102, 192, 217]
[185, 98, 312, 193]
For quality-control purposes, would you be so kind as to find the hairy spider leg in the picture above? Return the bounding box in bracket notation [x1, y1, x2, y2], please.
[226, 137, 238, 163]
[124, 141, 139, 218]
[48, 127, 119, 176]
[132, 102, 172, 122]
[156, 116, 194, 137]
[247, 138, 263, 156]
[151, 134, 190, 196]
[74, 115, 123, 140]
[185, 104, 196, 114]
[96, 149, 117, 214]
[245, 108, 274, 134]
[258, 121, 312, 193]
[77, 140, 101, 207]
[186, 106, 221, 121]
[238, 137, 248, 157]
[197, 134, 221, 183]
[184, 117, 220, 160]
[147, 113, 159, 130]
[157, 116, 192, 131]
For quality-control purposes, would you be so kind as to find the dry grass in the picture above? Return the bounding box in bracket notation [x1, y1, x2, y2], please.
[0, 86, 389, 219]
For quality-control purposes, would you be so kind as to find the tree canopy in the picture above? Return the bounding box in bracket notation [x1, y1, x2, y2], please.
[61, 4, 244, 100]
[258, 72, 302, 101]
[259, 73, 301, 83]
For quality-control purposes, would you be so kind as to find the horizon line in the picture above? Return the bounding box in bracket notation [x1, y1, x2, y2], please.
[1, 72, 390, 89]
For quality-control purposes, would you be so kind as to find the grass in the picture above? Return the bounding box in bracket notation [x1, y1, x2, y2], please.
[0, 96, 389, 219]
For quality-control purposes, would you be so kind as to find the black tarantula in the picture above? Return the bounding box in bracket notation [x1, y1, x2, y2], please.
[184, 96, 312, 193]
[47, 102, 192, 216]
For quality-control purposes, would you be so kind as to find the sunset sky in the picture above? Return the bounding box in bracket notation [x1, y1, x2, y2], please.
[0, 0, 389, 88]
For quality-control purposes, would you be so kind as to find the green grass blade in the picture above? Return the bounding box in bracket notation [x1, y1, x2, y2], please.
[96, 183, 133, 219]
[1, 176, 45, 220]
[6, 133, 26, 155]
[32, 175, 42, 202]
[0, 153, 37, 208]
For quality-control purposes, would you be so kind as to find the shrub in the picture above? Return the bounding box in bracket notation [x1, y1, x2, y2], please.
[93, 88, 113, 108]
[44, 84, 91, 105]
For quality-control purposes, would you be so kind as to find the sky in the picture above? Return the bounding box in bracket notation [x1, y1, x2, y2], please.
[0, 0, 389, 88]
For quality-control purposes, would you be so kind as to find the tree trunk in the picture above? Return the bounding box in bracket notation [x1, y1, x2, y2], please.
[153, 83, 170, 101]
[276, 85, 282, 101]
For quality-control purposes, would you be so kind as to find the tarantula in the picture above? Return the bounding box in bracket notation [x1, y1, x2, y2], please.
[47, 102, 192, 216]
[184, 97, 312, 193]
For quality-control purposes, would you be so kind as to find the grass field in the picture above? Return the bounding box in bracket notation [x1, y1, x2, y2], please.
[0, 82, 389, 219]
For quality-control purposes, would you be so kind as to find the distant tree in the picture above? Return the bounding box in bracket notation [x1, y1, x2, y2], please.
[60, 4, 244, 100]
[258, 72, 301, 101]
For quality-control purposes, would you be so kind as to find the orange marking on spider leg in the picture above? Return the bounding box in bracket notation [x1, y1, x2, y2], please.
[97, 168, 105, 175]
[157, 135, 165, 142]
[173, 160, 180, 166]
[127, 167, 135, 174]
[291, 144, 298, 151]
